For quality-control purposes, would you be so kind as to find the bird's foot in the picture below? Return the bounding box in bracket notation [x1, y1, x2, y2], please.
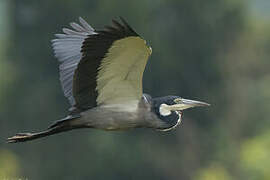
[7, 133, 34, 143]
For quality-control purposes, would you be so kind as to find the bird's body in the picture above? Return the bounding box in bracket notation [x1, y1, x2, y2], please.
[78, 98, 148, 130]
[8, 17, 209, 143]
[50, 94, 177, 131]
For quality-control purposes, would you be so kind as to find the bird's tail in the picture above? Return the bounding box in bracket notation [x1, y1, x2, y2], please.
[7, 116, 84, 143]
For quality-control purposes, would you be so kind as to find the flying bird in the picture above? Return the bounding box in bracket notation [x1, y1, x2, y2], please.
[7, 17, 209, 143]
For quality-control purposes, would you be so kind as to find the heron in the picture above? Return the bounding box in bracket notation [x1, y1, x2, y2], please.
[7, 17, 210, 143]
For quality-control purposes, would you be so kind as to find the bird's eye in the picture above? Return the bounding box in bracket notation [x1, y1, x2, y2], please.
[174, 98, 182, 103]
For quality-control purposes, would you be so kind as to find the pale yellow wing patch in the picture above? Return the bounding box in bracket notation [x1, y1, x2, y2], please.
[96, 36, 152, 105]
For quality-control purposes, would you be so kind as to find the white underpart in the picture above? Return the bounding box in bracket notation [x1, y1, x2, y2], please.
[159, 104, 172, 116]
[51, 17, 96, 105]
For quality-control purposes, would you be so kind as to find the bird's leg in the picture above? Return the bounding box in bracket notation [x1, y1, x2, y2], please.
[7, 132, 47, 143]
[7, 126, 71, 143]
[7, 117, 86, 143]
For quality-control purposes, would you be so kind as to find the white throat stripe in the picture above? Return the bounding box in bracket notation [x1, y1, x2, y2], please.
[159, 104, 172, 116]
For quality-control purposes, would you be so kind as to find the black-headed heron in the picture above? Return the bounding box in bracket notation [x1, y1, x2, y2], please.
[8, 17, 209, 143]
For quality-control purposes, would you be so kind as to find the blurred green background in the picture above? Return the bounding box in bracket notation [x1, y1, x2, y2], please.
[0, 0, 270, 179]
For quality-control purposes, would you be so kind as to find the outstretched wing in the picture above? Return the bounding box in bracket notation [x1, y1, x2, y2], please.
[52, 17, 152, 110]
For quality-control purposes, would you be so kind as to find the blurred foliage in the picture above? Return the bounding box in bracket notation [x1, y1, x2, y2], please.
[194, 163, 232, 180]
[0, 0, 270, 179]
[240, 131, 270, 180]
[0, 149, 20, 179]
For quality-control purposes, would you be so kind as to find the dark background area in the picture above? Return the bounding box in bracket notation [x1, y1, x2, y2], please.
[0, 0, 270, 179]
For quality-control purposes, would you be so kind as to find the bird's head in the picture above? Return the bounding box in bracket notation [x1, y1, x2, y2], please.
[153, 96, 210, 131]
